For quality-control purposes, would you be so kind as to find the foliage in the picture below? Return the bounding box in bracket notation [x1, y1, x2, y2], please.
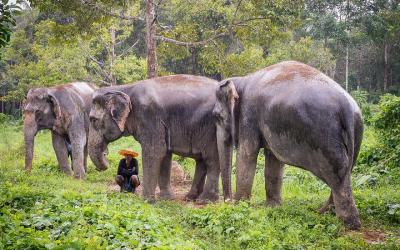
[356, 94, 400, 185]
[0, 10, 147, 103]
[265, 36, 336, 75]
[0, 0, 22, 53]
[0, 124, 399, 248]
[351, 90, 372, 124]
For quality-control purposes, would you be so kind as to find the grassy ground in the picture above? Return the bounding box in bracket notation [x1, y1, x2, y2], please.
[0, 123, 399, 249]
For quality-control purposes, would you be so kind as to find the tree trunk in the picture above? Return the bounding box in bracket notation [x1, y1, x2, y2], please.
[191, 48, 197, 75]
[383, 43, 388, 92]
[345, 44, 349, 92]
[109, 28, 117, 85]
[146, 0, 157, 78]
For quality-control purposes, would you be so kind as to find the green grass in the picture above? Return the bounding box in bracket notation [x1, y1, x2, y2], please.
[0, 124, 399, 249]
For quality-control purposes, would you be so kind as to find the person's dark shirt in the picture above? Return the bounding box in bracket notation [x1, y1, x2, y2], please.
[117, 158, 138, 179]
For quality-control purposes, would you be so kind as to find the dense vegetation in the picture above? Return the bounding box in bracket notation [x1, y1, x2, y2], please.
[0, 85, 399, 249]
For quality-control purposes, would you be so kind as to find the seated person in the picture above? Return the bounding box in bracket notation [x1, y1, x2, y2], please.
[115, 149, 140, 193]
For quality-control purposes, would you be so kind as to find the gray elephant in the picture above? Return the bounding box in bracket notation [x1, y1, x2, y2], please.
[23, 82, 97, 179]
[213, 61, 363, 229]
[88, 75, 232, 202]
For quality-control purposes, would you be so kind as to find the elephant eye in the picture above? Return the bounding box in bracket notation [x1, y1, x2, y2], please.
[90, 116, 102, 130]
[90, 116, 97, 123]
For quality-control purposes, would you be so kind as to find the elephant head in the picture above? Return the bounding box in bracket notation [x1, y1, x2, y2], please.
[213, 80, 239, 201]
[23, 88, 63, 172]
[88, 91, 131, 171]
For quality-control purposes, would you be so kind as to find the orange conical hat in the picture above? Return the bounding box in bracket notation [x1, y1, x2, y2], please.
[118, 148, 139, 158]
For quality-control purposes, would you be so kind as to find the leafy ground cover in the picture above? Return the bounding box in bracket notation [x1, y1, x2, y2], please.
[0, 124, 399, 249]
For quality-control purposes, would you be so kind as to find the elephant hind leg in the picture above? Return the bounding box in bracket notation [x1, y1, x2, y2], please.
[264, 149, 284, 207]
[158, 152, 173, 200]
[51, 132, 73, 175]
[197, 157, 220, 204]
[315, 157, 360, 229]
[185, 160, 207, 201]
[331, 177, 361, 230]
[319, 192, 334, 214]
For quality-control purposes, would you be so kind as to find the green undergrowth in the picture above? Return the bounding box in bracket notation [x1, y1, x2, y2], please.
[0, 124, 399, 249]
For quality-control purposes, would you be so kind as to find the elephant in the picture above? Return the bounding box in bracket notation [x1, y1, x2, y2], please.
[88, 75, 232, 202]
[213, 61, 363, 229]
[23, 82, 97, 179]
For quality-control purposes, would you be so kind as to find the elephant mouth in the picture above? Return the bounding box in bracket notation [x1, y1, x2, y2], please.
[88, 127, 109, 171]
[95, 143, 109, 171]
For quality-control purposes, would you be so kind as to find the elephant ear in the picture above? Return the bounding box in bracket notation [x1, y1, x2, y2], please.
[217, 80, 239, 106]
[104, 91, 132, 132]
[48, 93, 62, 124]
[47, 92, 64, 129]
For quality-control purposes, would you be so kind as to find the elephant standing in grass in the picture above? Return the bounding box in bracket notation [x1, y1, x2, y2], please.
[23, 82, 97, 179]
[213, 61, 363, 229]
[88, 75, 232, 203]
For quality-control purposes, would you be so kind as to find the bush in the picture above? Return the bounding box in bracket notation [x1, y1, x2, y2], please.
[357, 94, 400, 179]
[351, 90, 372, 124]
[0, 113, 20, 125]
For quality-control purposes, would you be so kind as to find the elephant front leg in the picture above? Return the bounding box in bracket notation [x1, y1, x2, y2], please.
[185, 160, 207, 201]
[142, 148, 165, 203]
[69, 128, 87, 179]
[51, 132, 73, 175]
[158, 153, 174, 200]
[235, 137, 260, 201]
[264, 149, 284, 206]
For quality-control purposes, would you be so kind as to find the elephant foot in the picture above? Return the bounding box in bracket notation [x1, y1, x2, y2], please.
[60, 167, 73, 176]
[184, 190, 200, 201]
[159, 189, 174, 200]
[143, 191, 157, 204]
[234, 192, 251, 202]
[144, 196, 156, 204]
[342, 216, 361, 231]
[265, 199, 282, 207]
[196, 192, 219, 204]
[73, 174, 86, 180]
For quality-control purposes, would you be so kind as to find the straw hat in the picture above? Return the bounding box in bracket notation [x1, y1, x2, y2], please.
[118, 148, 139, 158]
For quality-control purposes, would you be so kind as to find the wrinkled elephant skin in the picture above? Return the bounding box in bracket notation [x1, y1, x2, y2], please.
[23, 82, 97, 179]
[88, 75, 232, 203]
[214, 61, 363, 230]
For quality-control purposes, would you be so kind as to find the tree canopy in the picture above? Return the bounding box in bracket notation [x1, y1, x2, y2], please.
[0, 0, 399, 115]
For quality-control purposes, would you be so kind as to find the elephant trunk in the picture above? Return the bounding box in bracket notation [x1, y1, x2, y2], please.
[88, 124, 109, 171]
[217, 124, 233, 201]
[217, 102, 236, 201]
[24, 112, 37, 172]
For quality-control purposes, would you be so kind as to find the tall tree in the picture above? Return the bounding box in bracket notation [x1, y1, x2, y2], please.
[145, 0, 157, 78]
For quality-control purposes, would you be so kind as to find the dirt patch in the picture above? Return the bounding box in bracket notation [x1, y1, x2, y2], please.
[347, 229, 387, 245]
[108, 161, 193, 200]
[362, 230, 386, 244]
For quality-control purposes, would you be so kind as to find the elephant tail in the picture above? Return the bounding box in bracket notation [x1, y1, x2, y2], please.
[341, 105, 364, 175]
[352, 112, 364, 170]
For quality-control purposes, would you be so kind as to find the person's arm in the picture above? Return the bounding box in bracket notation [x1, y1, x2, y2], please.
[117, 159, 125, 176]
[132, 158, 139, 175]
